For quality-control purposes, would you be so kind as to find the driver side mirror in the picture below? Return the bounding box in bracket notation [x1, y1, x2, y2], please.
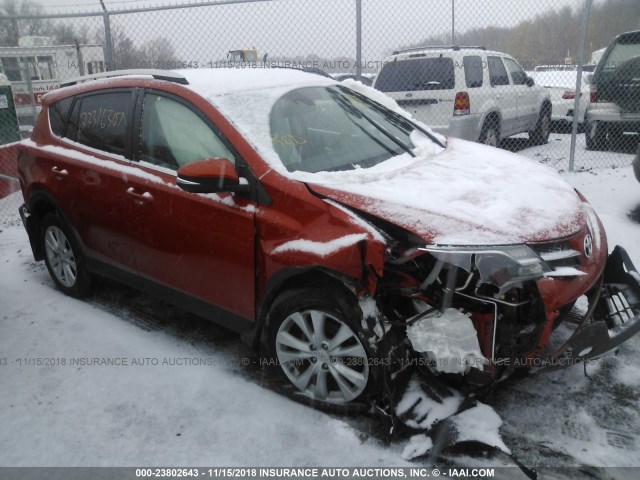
[525, 76, 535, 87]
[177, 158, 248, 194]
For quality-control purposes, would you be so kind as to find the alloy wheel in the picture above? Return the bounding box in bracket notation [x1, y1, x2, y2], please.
[44, 225, 77, 288]
[275, 309, 369, 404]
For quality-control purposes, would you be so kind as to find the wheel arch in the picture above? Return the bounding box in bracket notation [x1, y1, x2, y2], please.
[24, 190, 72, 261]
[480, 110, 501, 131]
[251, 267, 362, 351]
[478, 111, 501, 142]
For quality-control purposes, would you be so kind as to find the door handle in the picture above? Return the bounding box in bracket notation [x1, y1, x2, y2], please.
[126, 187, 154, 204]
[51, 166, 68, 179]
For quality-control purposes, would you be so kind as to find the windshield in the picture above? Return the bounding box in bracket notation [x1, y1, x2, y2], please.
[270, 86, 420, 173]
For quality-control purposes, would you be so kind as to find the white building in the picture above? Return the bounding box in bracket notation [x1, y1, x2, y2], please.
[0, 37, 105, 125]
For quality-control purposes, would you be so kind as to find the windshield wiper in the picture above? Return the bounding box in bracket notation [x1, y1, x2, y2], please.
[332, 90, 416, 158]
[340, 86, 446, 149]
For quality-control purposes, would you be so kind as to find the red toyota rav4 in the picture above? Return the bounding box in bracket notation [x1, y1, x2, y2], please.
[16, 68, 640, 409]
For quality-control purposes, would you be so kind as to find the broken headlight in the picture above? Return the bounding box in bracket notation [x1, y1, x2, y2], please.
[419, 244, 552, 292]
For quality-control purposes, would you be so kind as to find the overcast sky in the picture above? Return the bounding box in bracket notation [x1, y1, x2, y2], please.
[29, 0, 588, 64]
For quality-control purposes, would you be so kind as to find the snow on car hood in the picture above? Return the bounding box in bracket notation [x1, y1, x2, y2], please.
[183, 69, 583, 245]
[304, 135, 585, 245]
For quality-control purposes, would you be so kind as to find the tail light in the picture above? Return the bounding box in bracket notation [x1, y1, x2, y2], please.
[590, 84, 598, 103]
[562, 90, 577, 100]
[453, 92, 470, 115]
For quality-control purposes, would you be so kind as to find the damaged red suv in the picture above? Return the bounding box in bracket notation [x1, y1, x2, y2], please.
[17, 68, 640, 408]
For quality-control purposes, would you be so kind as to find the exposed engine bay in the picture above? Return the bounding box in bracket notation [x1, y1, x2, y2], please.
[362, 234, 640, 393]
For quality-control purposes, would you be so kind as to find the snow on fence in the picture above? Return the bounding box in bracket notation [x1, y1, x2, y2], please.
[0, 0, 638, 220]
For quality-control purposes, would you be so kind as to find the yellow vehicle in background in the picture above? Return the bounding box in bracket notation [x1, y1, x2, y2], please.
[227, 49, 260, 63]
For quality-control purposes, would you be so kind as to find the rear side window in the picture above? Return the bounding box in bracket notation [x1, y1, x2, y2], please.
[70, 91, 134, 156]
[602, 32, 640, 71]
[375, 57, 455, 92]
[48, 97, 74, 137]
[488, 56, 510, 86]
[463, 56, 483, 88]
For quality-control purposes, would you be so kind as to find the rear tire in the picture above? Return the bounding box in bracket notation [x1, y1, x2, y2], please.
[41, 213, 92, 298]
[267, 287, 373, 408]
[479, 118, 500, 147]
[608, 129, 625, 150]
[586, 120, 608, 151]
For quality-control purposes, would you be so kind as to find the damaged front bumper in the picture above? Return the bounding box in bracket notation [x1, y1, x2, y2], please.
[538, 246, 640, 369]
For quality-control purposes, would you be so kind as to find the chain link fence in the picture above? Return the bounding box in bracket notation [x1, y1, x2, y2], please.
[0, 0, 639, 217]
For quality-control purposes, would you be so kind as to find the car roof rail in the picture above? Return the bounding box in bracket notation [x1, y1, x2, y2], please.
[60, 69, 189, 87]
[392, 45, 486, 55]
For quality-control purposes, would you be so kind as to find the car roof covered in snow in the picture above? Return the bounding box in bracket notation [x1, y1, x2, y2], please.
[43, 67, 338, 105]
[177, 67, 337, 97]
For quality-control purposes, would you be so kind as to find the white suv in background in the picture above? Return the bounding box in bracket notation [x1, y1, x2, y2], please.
[373, 46, 552, 146]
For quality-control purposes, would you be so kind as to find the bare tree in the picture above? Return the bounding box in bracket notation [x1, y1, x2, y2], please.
[48, 22, 76, 45]
[394, 0, 640, 68]
[141, 37, 177, 67]
[0, 0, 48, 46]
[0, 0, 21, 46]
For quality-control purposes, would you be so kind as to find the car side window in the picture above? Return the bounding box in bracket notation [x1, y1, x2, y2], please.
[488, 56, 510, 86]
[503, 58, 528, 85]
[48, 97, 74, 137]
[139, 93, 235, 170]
[69, 91, 133, 157]
[463, 55, 483, 88]
[66, 99, 81, 141]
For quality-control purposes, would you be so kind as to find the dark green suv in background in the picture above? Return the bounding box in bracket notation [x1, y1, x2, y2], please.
[586, 30, 640, 151]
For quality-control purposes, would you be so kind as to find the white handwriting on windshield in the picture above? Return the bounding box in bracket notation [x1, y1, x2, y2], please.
[272, 134, 307, 146]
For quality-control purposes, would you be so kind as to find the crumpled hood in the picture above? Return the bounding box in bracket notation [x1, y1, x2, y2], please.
[305, 137, 585, 245]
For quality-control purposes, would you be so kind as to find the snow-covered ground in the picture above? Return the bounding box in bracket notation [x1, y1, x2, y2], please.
[1, 135, 639, 472]
[503, 131, 638, 172]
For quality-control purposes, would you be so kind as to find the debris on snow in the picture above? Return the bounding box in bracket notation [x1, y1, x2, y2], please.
[450, 403, 511, 454]
[395, 378, 462, 430]
[401, 434, 433, 460]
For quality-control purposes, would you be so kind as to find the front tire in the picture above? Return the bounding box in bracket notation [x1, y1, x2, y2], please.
[530, 107, 551, 145]
[268, 287, 372, 406]
[41, 213, 92, 298]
